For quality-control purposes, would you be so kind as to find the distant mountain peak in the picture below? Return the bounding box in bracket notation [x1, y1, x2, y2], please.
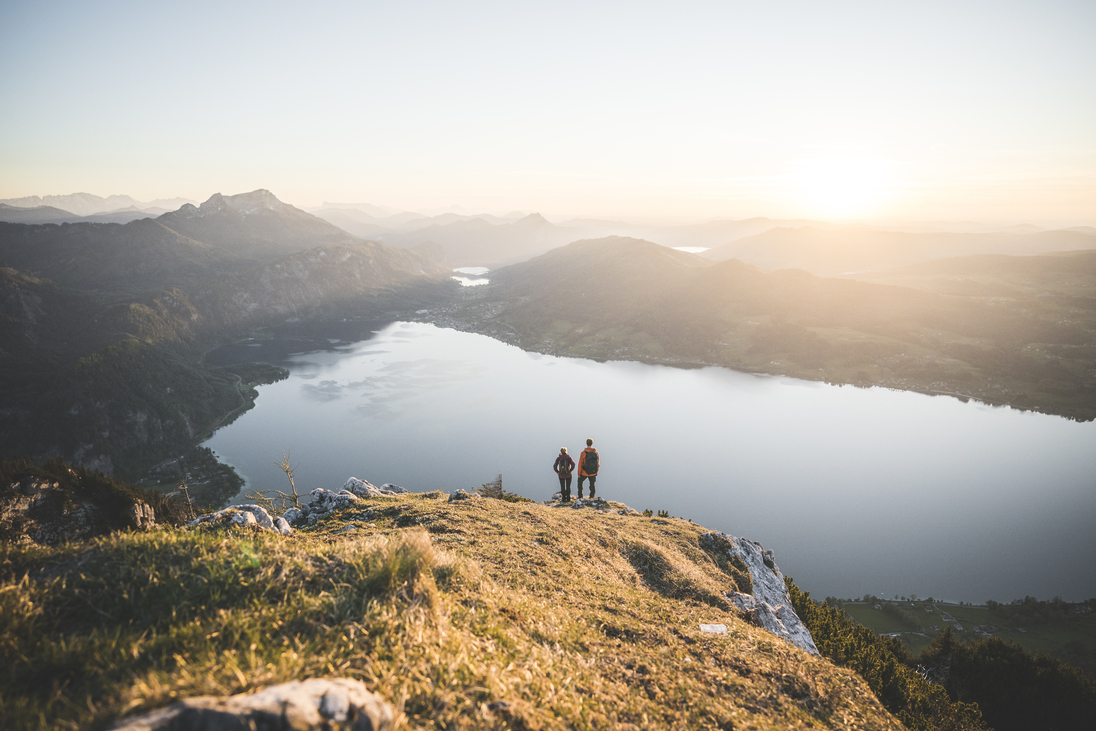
[514, 212, 551, 227]
[199, 189, 288, 216]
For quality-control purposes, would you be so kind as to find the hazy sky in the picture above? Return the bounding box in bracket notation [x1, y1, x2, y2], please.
[2, 1, 1093, 224]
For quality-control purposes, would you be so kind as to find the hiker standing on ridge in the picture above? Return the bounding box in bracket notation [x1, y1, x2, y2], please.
[553, 447, 575, 503]
[577, 438, 600, 500]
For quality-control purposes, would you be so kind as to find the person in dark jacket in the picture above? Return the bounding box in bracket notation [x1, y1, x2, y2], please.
[577, 438, 600, 499]
[553, 447, 575, 503]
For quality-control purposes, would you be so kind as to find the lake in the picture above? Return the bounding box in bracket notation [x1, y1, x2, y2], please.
[205, 321, 1096, 603]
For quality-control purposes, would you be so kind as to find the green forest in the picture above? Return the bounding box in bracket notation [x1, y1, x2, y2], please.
[788, 582, 1096, 731]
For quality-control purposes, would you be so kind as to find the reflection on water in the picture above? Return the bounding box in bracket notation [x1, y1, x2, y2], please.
[205, 322, 1096, 602]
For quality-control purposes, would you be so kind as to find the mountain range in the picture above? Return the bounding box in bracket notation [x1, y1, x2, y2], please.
[3, 188, 1095, 479]
[0, 192, 195, 216]
[0, 190, 453, 479]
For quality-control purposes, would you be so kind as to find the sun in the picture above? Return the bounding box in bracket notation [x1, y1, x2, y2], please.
[798, 156, 888, 219]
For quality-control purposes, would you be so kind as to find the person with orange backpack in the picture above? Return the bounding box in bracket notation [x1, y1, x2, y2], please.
[553, 447, 575, 503]
[577, 438, 600, 500]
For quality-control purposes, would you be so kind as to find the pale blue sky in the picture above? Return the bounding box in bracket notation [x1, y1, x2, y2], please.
[2, 0, 1093, 223]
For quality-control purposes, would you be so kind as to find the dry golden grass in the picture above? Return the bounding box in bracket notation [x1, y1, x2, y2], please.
[0, 494, 905, 730]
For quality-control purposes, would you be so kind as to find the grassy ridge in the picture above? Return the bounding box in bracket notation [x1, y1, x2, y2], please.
[2, 494, 918, 730]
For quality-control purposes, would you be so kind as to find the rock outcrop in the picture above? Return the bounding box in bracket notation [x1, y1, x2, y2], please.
[285, 478, 411, 526]
[702, 532, 819, 655]
[447, 489, 480, 503]
[1, 475, 156, 545]
[189, 504, 293, 535]
[108, 678, 394, 731]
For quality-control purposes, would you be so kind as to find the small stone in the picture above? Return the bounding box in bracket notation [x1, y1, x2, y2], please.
[700, 624, 727, 634]
[273, 516, 293, 535]
[282, 507, 304, 525]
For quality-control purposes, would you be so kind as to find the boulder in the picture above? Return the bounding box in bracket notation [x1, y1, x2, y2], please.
[343, 478, 386, 498]
[309, 489, 362, 518]
[283, 507, 304, 525]
[108, 677, 394, 730]
[343, 478, 408, 497]
[701, 532, 819, 655]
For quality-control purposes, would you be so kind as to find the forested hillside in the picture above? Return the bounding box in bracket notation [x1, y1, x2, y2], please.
[450, 237, 1096, 420]
[0, 192, 454, 486]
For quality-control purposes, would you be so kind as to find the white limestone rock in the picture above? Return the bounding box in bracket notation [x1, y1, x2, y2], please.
[108, 677, 394, 730]
[282, 507, 304, 525]
[701, 532, 819, 655]
[309, 488, 362, 516]
[343, 477, 386, 497]
[188, 504, 287, 535]
[129, 502, 156, 529]
[233, 504, 274, 530]
[380, 483, 408, 493]
[344, 478, 410, 497]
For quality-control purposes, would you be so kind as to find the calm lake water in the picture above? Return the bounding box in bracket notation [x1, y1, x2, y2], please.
[205, 321, 1096, 603]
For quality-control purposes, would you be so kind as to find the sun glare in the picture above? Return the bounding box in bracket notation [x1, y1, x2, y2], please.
[798, 156, 888, 219]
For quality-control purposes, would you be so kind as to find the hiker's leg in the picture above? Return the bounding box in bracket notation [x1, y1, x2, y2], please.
[559, 477, 570, 502]
[589, 475, 596, 499]
[576, 475, 585, 499]
[564, 476, 572, 501]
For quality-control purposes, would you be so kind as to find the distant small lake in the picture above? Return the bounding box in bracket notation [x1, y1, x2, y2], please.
[452, 266, 489, 286]
[205, 322, 1096, 603]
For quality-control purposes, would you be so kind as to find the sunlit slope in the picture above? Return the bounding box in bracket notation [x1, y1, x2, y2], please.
[473, 237, 1096, 419]
[703, 226, 1096, 277]
[1, 493, 914, 731]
